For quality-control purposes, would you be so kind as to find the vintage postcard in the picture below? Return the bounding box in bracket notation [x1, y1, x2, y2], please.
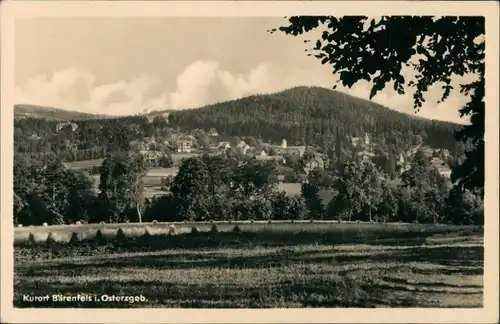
[1, 0, 498, 323]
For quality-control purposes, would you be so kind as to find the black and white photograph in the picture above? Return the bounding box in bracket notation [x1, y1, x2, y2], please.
[1, 1, 498, 323]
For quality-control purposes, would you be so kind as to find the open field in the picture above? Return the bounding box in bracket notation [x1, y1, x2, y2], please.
[90, 167, 303, 199]
[14, 223, 483, 308]
[66, 154, 200, 170]
[65, 159, 104, 169]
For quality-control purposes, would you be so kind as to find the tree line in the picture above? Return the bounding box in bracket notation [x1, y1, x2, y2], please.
[14, 149, 483, 227]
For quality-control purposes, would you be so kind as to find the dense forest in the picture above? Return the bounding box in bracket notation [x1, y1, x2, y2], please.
[168, 86, 462, 150]
[14, 86, 468, 165]
[15, 104, 110, 121]
[14, 114, 163, 162]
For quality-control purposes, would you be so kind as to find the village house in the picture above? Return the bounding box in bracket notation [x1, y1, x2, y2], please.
[268, 139, 306, 157]
[351, 137, 362, 148]
[56, 122, 78, 133]
[437, 166, 452, 179]
[176, 139, 193, 153]
[286, 145, 306, 157]
[305, 156, 325, 170]
[130, 139, 150, 151]
[357, 151, 376, 163]
[207, 128, 219, 137]
[139, 150, 163, 164]
[364, 133, 370, 146]
[236, 141, 251, 155]
[218, 142, 231, 151]
[255, 155, 285, 164]
[430, 157, 452, 179]
[29, 133, 41, 141]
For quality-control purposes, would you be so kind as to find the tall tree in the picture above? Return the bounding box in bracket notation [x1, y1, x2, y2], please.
[98, 151, 147, 223]
[270, 16, 485, 193]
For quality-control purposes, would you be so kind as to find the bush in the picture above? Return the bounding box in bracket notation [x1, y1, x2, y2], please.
[268, 220, 273, 224]
[250, 219, 255, 224]
[191, 227, 200, 234]
[94, 229, 106, 243]
[210, 224, 219, 233]
[291, 220, 294, 224]
[233, 225, 241, 233]
[69, 232, 81, 245]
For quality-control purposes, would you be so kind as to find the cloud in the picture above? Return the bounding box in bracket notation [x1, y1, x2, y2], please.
[169, 61, 221, 110]
[15, 62, 474, 124]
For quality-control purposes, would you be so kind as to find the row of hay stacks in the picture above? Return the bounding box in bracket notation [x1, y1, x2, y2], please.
[24, 224, 241, 245]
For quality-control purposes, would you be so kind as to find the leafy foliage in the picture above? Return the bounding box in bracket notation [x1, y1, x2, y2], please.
[270, 16, 485, 193]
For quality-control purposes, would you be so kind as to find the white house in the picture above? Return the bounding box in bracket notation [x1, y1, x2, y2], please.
[218, 142, 231, 151]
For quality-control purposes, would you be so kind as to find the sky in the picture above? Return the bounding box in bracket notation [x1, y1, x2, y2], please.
[14, 17, 475, 124]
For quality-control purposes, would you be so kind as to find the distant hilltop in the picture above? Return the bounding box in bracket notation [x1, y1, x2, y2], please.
[14, 104, 112, 121]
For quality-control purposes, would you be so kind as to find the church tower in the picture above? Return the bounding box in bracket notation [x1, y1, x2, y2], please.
[364, 133, 370, 145]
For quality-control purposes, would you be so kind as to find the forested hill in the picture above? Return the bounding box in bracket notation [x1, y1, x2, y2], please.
[167, 86, 462, 151]
[14, 104, 110, 121]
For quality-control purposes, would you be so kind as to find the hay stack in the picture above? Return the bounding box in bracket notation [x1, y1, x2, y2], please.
[46, 232, 57, 245]
[69, 232, 81, 245]
[42, 222, 48, 227]
[17, 224, 23, 228]
[116, 228, 127, 241]
[27, 232, 36, 245]
[168, 224, 177, 236]
[75, 221, 82, 225]
[152, 220, 159, 224]
[143, 226, 153, 237]
[99, 221, 106, 225]
[94, 229, 107, 244]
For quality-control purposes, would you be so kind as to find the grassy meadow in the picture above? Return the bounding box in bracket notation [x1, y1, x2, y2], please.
[14, 222, 483, 308]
